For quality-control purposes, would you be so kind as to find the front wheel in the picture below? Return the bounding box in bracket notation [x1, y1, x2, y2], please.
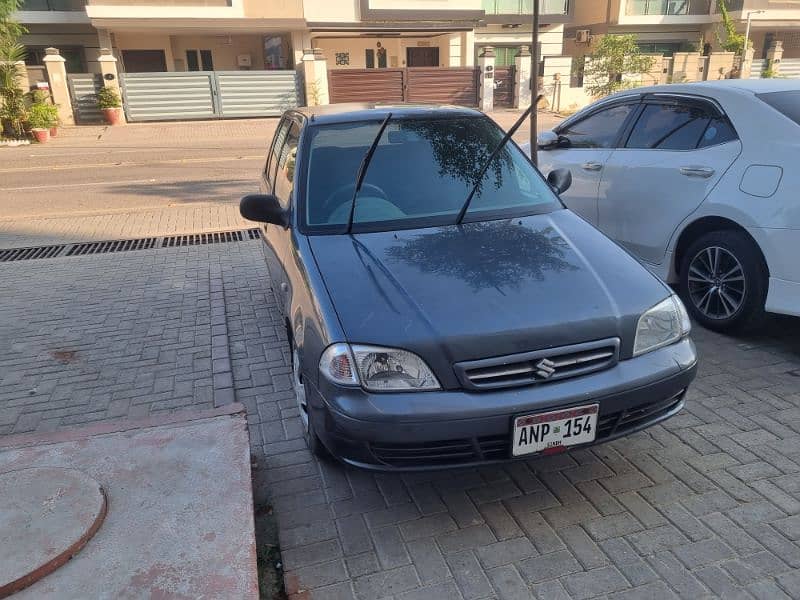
[291, 346, 328, 458]
[679, 230, 767, 332]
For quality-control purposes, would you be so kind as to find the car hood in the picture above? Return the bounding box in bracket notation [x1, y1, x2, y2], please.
[309, 209, 670, 387]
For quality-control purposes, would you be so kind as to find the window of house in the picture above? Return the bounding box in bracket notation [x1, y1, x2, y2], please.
[25, 46, 86, 73]
[186, 50, 214, 71]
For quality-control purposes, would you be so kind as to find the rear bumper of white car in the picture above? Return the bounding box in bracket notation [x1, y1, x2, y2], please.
[748, 227, 800, 317]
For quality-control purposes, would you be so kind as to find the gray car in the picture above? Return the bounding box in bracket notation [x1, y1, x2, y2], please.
[240, 103, 698, 471]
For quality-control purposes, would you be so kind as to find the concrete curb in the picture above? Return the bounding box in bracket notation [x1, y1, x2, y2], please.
[0, 403, 247, 450]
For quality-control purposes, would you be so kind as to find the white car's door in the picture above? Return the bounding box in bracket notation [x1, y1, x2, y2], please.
[598, 97, 742, 265]
[537, 101, 639, 226]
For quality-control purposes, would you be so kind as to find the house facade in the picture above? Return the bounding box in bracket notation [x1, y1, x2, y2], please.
[16, 0, 573, 75]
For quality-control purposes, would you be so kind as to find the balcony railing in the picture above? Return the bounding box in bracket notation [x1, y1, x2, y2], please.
[21, 0, 86, 10]
[625, 0, 711, 15]
[483, 0, 569, 17]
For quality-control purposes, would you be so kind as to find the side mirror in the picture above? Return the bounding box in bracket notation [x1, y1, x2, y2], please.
[537, 130, 559, 149]
[240, 194, 289, 227]
[547, 169, 572, 196]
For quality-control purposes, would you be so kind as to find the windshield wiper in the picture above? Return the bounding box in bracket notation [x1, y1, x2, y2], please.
[346, 113, 393, 234]
[455, 103, 535, 225]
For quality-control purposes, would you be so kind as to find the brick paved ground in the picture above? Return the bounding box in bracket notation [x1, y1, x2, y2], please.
[2, 238, 800, 599]
[3, 113, 800, 599]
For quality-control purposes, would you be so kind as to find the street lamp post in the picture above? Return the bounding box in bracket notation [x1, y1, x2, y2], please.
[744, 9, 765, 57]
[530, 0, 540, 167]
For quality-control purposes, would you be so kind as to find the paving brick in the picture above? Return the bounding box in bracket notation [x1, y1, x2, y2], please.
[353, 565, 421, 599]
[399, 514, 458, 542]
[584, 513, 643, 541]
[561, 566, 629, 600]
[446, 550, 494, 600]
[514, 511, 565, 554]
[693, 566, 754, 600]
[672, 538, 735, 569]
[397, 580, 463, 600]
[436, 524, 497, 555]
[476, 537, 537, 570]
[607, 581, 678, 600]
[626, 524, 689, 555]
[479, 501, 523, 541]
[646, 552, 708, 598]
[518, 550, 582, 584]
[406, 538, 450, 585]
[487, 565, 534, 600]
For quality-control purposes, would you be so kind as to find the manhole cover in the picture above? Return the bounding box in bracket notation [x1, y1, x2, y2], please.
[0, 467, 107, 598]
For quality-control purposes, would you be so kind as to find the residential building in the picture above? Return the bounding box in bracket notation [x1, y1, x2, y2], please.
[16, 0, 573, 75]
[726, 1, 800, 59]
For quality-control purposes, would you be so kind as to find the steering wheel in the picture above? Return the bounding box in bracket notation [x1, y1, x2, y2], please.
[323, 182, 389, 215]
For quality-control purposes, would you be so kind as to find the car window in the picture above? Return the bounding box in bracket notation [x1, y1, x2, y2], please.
[757, 91, 800, 127]
[266, 119, 291, 192]
[697, 117, 737, 148]
[559, 104, 636, 148]
[626, 103, 712, 150]
[273, 122, 299, 209]
[303, 116, 559, 232]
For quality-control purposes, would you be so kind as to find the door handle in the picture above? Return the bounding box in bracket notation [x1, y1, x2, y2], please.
[680, 166, 715, 178]
[582, 162, 603, 172]
[280, 282, 289, 293]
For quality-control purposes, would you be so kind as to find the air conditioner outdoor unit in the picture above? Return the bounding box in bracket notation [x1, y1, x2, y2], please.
[576, 30, 591, 44]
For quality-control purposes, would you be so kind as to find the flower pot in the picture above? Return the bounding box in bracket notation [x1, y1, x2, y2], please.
[102, 107, 122, 126]
[32, 128, 50, 144]
[50, 127, 58, 137]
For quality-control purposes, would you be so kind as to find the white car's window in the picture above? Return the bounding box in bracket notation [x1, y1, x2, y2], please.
[757, 91, 800, 127]
[558, 104, 636, 149]
[627, 104, 711, 150]
[626, 103, 737, 150]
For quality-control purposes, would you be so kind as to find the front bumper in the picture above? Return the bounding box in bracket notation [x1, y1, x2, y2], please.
[306, 338, 697, 471]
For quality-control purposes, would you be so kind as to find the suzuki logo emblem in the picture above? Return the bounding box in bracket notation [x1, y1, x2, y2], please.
[535, 358, 556, 379]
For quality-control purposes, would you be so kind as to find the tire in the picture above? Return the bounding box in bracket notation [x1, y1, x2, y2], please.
[290, 345, 328, 458]
[679, 230, 767, 333]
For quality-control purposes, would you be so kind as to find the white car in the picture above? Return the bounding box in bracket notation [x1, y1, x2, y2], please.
[526, 79, 800, 332]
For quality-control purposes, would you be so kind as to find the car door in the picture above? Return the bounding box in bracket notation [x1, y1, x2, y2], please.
[539, 100, 639, 226]
[598, 96, 741, 265]
[261, 117, 301, 314]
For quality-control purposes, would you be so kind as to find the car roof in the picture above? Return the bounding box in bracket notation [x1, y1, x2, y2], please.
[606, 78, 800, 102]
[290, 102, 485, 125]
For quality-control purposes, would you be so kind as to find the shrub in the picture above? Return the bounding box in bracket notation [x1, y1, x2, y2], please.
[27, 102, 58, 130]
[96, 86, 122, 109]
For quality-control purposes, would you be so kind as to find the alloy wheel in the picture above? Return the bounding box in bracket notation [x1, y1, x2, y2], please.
[291, 348, 310, 431]
[687, 246, 746, 320]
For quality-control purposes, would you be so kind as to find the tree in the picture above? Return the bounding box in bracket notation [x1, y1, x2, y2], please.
[583, 34, 656, 98]
[716, 0, 746, 54]
[0, 0, 27, 138]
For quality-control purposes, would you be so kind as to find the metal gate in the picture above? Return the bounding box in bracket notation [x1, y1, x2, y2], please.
[493, 66, 515, 108]
[780, 58, 800, 79]
[67, 73, 104, 124]
[328, 67, 479, 107]
[328, 68, 405, 104]
[120, 70, 302, 122]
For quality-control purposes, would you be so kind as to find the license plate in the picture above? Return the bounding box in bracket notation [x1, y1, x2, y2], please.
[512, 404, 599, 457]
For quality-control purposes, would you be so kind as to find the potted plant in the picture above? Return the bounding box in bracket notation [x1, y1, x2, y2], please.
[26, 102, 57, 143]
[96, 86, 123, 125]
[27, 89, 59, 136]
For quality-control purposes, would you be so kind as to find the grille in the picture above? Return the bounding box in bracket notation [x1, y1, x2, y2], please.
[455, 338, 619, 391]
[0, 229, 261, 263]
[368, 391, 685, 468]
[0, 245, 67, 263]
[67, 237, 158, 256]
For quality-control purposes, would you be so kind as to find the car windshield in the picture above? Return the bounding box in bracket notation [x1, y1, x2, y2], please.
[757, 91, 800, 127]
[302, 116, 559, 233]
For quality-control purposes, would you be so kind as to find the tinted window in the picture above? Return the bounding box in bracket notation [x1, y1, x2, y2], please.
[265, 119, 291, 191]
[274, 122, 300, 209]
[627, 103, 711, 150]
[304, 117, 558, 232]
[560, 104, 636, 148]
[697, 118, 738, 148]
[757, 91, 800, 127]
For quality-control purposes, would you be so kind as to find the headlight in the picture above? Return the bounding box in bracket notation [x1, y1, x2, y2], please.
[319, 344, 440, 391]
[633, 295, 691, 357]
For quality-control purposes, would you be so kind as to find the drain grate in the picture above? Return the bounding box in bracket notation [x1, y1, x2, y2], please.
[0, 228, 262, 263]
[0, 245, 67, 263]
[66, 237, 159, 256]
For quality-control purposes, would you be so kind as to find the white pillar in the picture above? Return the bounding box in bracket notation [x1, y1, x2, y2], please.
[42, 48, 75, 126]
[302, 48, 329, 106]
[98, 48, 126, 124]
[514, 45, 532, 109]
[766, 40, 784, 75]
[461, 31, 475, 67]
[291, 30, 312, 69]
[478, 46, 495, 113]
